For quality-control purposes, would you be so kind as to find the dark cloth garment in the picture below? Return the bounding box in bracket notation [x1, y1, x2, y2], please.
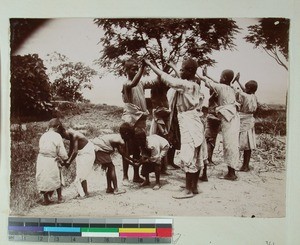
[167, 105, 181, 150]
[141, 162, 161, 176]
[205, 116, 221, 139]
[94, 151, 112, 165]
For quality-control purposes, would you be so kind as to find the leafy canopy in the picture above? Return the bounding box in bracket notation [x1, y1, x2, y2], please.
[94, 18, 240, 76]
[11, 54, 52, 121]
[245, 18, 289, 70]
[47, 52, 98, 102]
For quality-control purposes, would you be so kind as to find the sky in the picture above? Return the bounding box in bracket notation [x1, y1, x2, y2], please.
[15, 18, 289, 106]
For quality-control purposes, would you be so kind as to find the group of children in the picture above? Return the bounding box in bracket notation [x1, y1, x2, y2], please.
[36, 56, 258, 205]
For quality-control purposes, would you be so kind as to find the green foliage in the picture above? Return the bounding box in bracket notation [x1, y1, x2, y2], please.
[94, 18, 240, 76]
[11, 54, 53, 121]
[47, 52, 97, 102]
[245, 18, 289, 70]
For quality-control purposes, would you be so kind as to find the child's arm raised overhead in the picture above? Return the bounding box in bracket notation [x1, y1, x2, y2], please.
[202, 66, 219, 83]
[167, 62, 180, 78]
[126, 61, 146, 88]
[232, 73, 246, 92]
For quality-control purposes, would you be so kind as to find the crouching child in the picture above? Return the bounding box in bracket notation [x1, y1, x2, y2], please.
[135, 128, 170, 190]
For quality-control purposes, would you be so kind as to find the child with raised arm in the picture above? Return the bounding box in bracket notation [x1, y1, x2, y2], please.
[233, 74, 258, 171]
[199, 68, 240, 181]
[121, 58, 150, 184]
[144, 58, 206, 198]
[92, 123, 138, 194]
[58, 126, 95, 198]
[134, 128, 170, 190]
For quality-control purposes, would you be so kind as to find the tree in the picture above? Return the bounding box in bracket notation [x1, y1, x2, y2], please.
[94, 18, 240, 75]
[47, 52, 98, 102]
[244, 18, 289, 71]
[11, 54, 52, 120]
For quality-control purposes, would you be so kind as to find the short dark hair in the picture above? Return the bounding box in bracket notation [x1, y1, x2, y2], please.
[124, 58, 138, 72]
[119, 122, 134, 139]
[221, 69, 234, 85]
[245, 80, 258, 93]
[182, 57, 198, 74]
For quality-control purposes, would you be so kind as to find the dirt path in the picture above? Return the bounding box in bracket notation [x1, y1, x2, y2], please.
[26, 150, 285, 218]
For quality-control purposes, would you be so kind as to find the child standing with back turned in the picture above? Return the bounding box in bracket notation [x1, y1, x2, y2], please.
[233, 73, 258, 172]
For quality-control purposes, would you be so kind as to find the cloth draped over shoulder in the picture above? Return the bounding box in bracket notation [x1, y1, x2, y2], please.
[36, 130, 68, 192]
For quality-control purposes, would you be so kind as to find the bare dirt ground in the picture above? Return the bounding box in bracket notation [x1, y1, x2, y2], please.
[26, 136, 285, 218]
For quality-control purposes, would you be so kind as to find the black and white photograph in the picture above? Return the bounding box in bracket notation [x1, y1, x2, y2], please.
[9, 17, 289, 219]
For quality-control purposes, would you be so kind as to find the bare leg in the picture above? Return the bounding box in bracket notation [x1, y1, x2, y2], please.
[221, 166, 238, 181]
[153, 166, 161, 190]
[206, 137, 217, 165]
[192, 170, 200, 194]
[240, 150, 251, 172]
[199, 163, 208, 181]
[81, 180, 89, 196]
[106, 165, 114, 193]
[122, 156, 129, 181]
[167, 147, 180, 169]
[140, 174, 150, 187]
[172, 173, 194, 199]
[57, 188, 64, 203]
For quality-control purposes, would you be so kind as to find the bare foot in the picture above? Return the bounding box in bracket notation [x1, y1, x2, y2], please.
[152, 184, 161, 190]
[57, 197, 65, 203]
[41, 200, 54, 206]
[106, 188, 114, 194]
[219, 174, 238, 181]
[122, 178, 131, 186]
[114, 189, 126, 195]
[172, 189, 194, 199]
[169, 164, 180, 170]
[199, 175, 208, 181]
[239, 166, 250, 172]
[140, 180, 150, 187]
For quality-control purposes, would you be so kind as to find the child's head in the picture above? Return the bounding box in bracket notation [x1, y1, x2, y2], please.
[220, 69, 234, 85]
[48, 118, 63, 132]
[134, 128, 147, 148]
[245, 80, 258, 94]
[119, 122, 134, 141]
[124, 58, 139, 79]
[180, 57, 198, 80]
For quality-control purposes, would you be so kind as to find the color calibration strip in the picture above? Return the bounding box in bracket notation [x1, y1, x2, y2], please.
[8, 217, 172, 243]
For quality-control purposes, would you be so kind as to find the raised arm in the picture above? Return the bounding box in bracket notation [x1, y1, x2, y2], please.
[202, 66, 219, 83]
[167, 62, 180, 78]
[232, 73, 246, 92]
[126, 61, 146, 88]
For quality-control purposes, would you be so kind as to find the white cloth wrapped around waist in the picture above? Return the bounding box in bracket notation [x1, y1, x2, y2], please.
[122, 103, 149, 126]
[216, 104, 237, 122]
[239, 113, 255, 132]
[178, 109, 204, 148]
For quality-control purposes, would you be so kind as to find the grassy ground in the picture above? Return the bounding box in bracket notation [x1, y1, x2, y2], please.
[9, 102, 286, 215]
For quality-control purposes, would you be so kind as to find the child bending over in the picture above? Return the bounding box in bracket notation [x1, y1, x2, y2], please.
[135, 128, 170, 190]
[92, 123, 137, 194]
